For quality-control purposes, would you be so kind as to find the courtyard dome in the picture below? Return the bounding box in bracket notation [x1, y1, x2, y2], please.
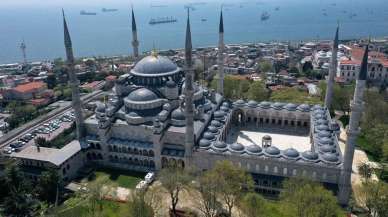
[302, 151, 319, 161]
[220, 106, 229, 112]
[247, 100, 258, 107]
[322, 153, 339, 163]
[213, 141, 227, 149]
[207, 126, 219, 134]
[229, 143, 245, 152]
[199, 139, 211, 148]
[312, 105, 324, 111]
[314, 114, 326, 120]
[316, 119, 329, 125]
[211, 120, 222, 128]
[317, 130, 331, 138]
[127, 88, 159, 102]
[222, 102, 230, 108]
[297, 104, 310, 112]
[234, 99, 245, 106]
[283, 148, 300, 159]
[171, 107, 185, 121]
[320, 145, 335, 153]
[264, 146, 280, 156]
[316, 124, 330, 131]
[285, 103, 297, 111]
[131, 55, 180, 77]
[259, 101, 271, 108]
[203, 132, 215, 140]
[317, 137, 334, 145]
[246, 145, 262, 154]
[272, 102, 285, 110]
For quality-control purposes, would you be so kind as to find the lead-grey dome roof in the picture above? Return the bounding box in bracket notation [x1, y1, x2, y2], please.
[131, 55, 180, 77]
[229, 143, 245, 152]
[127, 88, 159, 102]
[171, 107, 185, 121]
[264, 146, 280, 156]
[302, 151, 319, 161]
[322, 153, 339, 162]
[246, 145, 262, 154]
[283, 148, 300, 158]
[199, 139, 211, 148]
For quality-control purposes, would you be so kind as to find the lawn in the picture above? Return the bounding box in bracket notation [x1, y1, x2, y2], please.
[88, 168, 145, 189]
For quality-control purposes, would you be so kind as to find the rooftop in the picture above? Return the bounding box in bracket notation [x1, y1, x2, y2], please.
[14, 81, 45, 93]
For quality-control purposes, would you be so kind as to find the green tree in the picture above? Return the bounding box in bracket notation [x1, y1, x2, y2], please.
[46, 73, 57, 89]
[358, 162, 373, 180]
[212, 160, 254, 217]
[247, 81, 269, 102]
[280, 177, 342, 217]
[194, 170, 222, 217]
[239, 193, 267, 217]
[259, 61, 272, 73]
[357, 180, 388, 217]
[158, 165, 192, 217]
[127, 191, 154, 217]
[36, 169, 62, 204]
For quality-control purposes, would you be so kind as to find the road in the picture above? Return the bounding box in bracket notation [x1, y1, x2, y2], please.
[0, 90, 104, 150]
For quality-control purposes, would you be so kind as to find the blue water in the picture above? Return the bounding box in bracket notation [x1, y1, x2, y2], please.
[1, 0, 388, 64]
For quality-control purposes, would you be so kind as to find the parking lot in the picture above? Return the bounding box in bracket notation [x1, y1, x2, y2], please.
[3, 111, 75, 154]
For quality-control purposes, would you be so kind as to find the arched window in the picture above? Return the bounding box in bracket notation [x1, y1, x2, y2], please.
[273, 166, 278, 173]
[292, 169, 297, 176]
[265, 165, 269, 172]
[143, 150, 148, 156]
[150, 160, 155, 168]
[96, 143, 101, 149]
[98, 153, 103, 160]
[149, 150, 154, 157]
[283, 168, 288, 175]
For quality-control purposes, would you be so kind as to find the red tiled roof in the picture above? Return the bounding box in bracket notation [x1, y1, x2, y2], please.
[105, 75, 117, 81]
[340, 59, 360, 65]
[14, 81, 45, 93]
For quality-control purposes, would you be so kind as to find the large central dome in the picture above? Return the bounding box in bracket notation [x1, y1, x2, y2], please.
[131, 55, 180, 77]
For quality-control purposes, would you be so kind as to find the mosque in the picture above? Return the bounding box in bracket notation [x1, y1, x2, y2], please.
[14, 9, 369, 206]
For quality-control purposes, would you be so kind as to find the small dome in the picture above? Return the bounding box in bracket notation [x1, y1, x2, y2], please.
[96, 103, 106, 113]
[213, 141, 227, 149]
[246, 145, 262, 154]
[220, 106, 229, 112]
[283, 148, 300, 158]
[222, 102, 230, 108]
[203, 132, 215, 140]
[166, 80, 177, 88]
[272, 102, 285, 110]
[214, 111, 225, 118]
[127, 88, 159, 102]
[163, 103, 171, 111]
[263, 135, 272, 140]
[285, 103, 297, 111]
[264, 146, 280, 156]
[316, 124, 330, 131]
[297, 104, 310, 112]
[234, 99, 245, 106]
[207, 126, 219, 134]
[302, 151, 319, 161]
[312, 104, 324, 111]
[131, 55, 179, 77]
[320, 145, 335, 153]
[247, 100, 258, 107]
[259, 101, 271, 108]
[314, 114, 326, 120]
[229, 143, 245, 152]
[316, 119, 329, 125]
[128, 112, 140, 117]
[211, 120, 222, 128]
[314, 109, 326, 115]
[322, 153, 339, 162]
[199, 139, 211, 148]
[317, 130, 331, 138]
[171, 108, 185, 121]
[317, 137, 334, 145]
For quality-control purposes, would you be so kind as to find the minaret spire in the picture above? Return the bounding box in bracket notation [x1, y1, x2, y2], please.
[324, 25, 339, 109]
[184, 9, 195, 158]
[131, 6, 139, 59]
[217, 9, 225, 95]
[338, 45, 368, 205]
[62, 9, 85, 140]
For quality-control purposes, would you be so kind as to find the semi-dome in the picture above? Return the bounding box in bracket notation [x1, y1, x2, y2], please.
[229, 143, 245, 152]
[213, 141, 227, 149]
[246, 145, 262, 154]
[199, 139, 211, 148]
[171, 107, 185, 121]
[264, 146, 280, 156]
[302, 151, 319, 161]
[322, 153, 339, 163]
[131, 55, 180, 77]
[283, 148, 300, 158]
[127, 88, 159, 102]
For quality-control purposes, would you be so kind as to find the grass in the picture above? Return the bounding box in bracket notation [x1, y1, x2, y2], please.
[87, 168, 145, 189]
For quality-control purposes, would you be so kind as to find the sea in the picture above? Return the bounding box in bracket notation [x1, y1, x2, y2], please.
[1, 0, 388, 64]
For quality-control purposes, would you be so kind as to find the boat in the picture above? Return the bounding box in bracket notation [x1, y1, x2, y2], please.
[102, 8, 118, 12]
[261, 12, 270, 21]
[80, 10, 97, 15]
[323, 12, 328, 16]
[275, 7, 280, 11]
[201, 18, 207, 22]
[149, 17, 177, 25]
[150, 4, 168, 8]
[184, 5, 196, 11]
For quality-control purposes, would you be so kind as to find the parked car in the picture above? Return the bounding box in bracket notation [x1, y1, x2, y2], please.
[145, 172, 155, 184]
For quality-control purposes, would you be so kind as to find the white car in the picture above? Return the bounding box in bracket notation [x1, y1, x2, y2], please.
[136, 180, 148, 190]
[144, 172, 155, 184]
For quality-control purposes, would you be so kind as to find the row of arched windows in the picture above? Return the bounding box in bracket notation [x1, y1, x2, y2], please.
[109, 155, 155, 168]
[87, 152, 103, 160]
[89, 142, 101, 150]
[161, 157, 185, 168]
[108, 145, 154, 157]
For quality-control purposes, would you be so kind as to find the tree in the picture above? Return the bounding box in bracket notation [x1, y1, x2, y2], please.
[247, 81, 269, 102]
[194, 170, 222, 217]
[36, 169, 62, 204]
[212, 160, 254, 217]
[259, 61, 272, 73]
[127, 191, 154, 217]
[239, 193, 267, 217]
[332, 83, 354, 115]
[356, 180, 388, 217]
[158, 165, 192, 217]
[46, 73, 57, 89]
[358, 162, 373, 180]
[280, 177, 342, 217]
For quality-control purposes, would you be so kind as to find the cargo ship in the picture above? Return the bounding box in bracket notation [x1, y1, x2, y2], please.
[80, 10, 97, 15]
[149, 17, 177, 25]
[261, 12, 270, 21]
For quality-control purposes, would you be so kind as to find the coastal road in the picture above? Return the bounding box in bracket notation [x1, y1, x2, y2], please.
[0, 90, 104, 150]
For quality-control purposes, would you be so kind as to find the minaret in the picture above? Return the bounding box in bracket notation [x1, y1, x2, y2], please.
[324, 26, 339, 109]
[62, 10, 85, 140]
[184, 9, 195, 158]
[338, 45, 369, 205]
[20, 39, 27, 65]
[217, 10, 225, 95]
[131, 7, 139, 59]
